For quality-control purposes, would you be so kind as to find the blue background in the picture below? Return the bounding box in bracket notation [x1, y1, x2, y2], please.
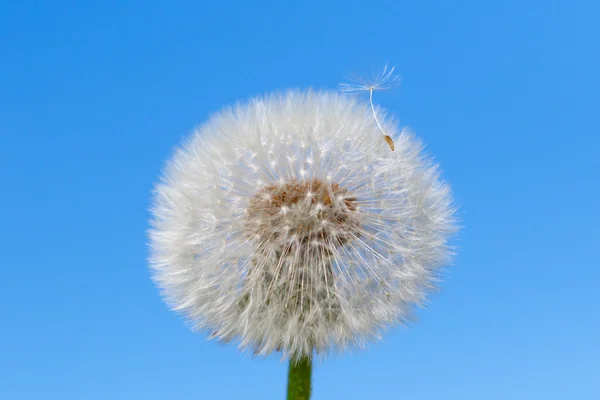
[1, 1, 598, 399]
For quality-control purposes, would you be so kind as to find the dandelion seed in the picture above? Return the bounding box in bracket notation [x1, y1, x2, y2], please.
[339, 64, 401, 151]
[384, 135, 395, 151]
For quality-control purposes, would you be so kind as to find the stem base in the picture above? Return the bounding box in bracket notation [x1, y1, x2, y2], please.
[287, 356, 312, 400]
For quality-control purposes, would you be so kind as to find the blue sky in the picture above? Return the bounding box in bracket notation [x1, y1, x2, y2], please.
[1, 1, 598, 399]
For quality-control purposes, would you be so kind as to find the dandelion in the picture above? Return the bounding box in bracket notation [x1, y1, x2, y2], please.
[149, 89, 456, 399]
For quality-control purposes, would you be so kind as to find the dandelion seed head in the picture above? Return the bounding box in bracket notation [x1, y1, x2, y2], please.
[149, 90, 456, 359]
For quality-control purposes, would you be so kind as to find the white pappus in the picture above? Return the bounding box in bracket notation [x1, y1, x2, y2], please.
[149, 89, 456, 360]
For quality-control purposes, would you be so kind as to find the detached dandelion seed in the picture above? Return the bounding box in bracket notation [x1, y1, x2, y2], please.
[339, 64, 401, 151]
[149, 89, 456, 364]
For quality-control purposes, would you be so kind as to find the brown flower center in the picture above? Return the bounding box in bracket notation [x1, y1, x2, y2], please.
[245, 179, 358, 246]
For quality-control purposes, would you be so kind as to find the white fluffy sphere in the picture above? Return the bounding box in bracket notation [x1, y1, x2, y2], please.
[149, 90, 455, 359]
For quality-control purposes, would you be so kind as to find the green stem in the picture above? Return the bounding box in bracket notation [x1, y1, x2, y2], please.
[286, 356, 312, 400]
